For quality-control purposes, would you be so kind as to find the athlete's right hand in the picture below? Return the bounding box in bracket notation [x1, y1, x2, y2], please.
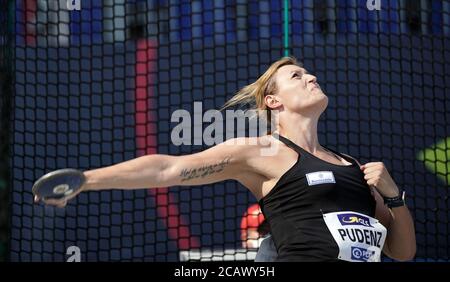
[34, 187, 84, 208]
[32, 169, 86, 208]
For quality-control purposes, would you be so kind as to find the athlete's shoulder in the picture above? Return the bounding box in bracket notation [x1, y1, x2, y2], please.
[221, 135, 276, 148]
[217, 135, 280, 161]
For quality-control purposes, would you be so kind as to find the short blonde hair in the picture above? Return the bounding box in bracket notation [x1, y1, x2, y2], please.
[221, 56, 300, 125]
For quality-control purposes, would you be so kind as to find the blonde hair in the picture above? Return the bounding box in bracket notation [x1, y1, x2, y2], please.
[221, 56, 300, 128]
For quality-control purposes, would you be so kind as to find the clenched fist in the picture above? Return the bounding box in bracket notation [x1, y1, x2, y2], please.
[360, 162, 400, 198]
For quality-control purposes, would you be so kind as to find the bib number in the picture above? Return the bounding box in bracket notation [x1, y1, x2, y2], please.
[323, 211, 387, 262]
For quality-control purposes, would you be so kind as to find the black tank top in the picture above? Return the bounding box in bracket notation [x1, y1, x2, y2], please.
[258, 134, 376, 262]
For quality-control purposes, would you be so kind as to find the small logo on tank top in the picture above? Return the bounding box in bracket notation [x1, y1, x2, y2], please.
[305, 171, 336, 186]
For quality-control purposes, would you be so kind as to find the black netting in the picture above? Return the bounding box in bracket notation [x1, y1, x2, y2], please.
[7, 0, 450, 261]
[0, 0, 13, 263]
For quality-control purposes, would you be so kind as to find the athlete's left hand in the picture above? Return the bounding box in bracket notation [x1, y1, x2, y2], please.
[360, 162, 400, 198]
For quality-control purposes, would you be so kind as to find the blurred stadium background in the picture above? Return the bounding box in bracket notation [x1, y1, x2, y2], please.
[0, 0, 449, 261]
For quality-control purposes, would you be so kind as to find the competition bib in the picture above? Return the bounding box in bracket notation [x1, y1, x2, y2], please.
[323, 211, 387, 262]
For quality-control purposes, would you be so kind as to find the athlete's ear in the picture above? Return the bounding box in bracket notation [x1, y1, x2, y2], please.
[264, 94, 281, 110]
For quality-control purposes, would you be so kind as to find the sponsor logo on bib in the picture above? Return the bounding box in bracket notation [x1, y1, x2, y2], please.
[337, 213, 373, 227]
[351, 246, 376, 262]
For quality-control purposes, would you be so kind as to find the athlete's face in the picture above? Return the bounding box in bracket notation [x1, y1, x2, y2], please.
[265, 65, 328, 115]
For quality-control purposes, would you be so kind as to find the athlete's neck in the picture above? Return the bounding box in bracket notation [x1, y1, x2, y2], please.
[277, 113, 321, 154]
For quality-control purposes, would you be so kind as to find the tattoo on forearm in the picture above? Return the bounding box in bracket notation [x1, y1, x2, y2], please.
[179, 157, 231, 182]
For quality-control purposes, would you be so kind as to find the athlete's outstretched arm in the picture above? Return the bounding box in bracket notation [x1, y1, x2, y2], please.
[83, 144, 242, 190]
[35, 138, 258, 207]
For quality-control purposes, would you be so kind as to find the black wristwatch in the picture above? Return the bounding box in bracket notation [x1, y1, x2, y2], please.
[383, 190, 406, 208]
